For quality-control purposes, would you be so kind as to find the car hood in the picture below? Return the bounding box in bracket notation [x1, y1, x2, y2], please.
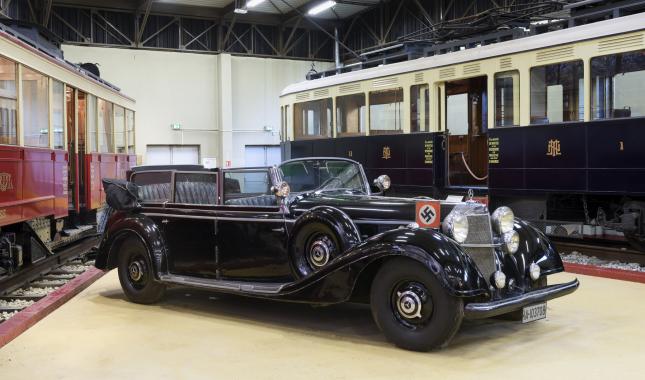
[288, 191, 457, 223]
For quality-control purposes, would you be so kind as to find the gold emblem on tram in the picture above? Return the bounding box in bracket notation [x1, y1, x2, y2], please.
[382, 146, 391, 160]
[546, 139, 562, 157]
[0, 172, 14, 192]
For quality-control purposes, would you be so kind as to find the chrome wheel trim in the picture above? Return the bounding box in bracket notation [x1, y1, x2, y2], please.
[128, 261, 144, 282]
[307, 234, 334, 269]
[391, 281, 433, 329]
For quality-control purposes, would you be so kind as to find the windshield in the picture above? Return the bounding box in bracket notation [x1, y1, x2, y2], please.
[279, 159, 367, 194]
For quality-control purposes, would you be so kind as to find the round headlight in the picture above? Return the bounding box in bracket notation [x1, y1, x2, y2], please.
[502, 230, 520, 254]
[450, 214, 469, 243]
[492, 206, 515, 234]
[529, 263, 541, 281]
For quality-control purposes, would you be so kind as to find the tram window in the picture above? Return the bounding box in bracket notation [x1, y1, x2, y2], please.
[369, 88, 403, 135]
[336, 93, 366, 136]
[52, 80, 64, 149]
[22, 67, 49, 147]
[0, 56, 17, 145]
[87, 94, 98, 152]
[77, 92, 87, 154]
[494, 71, 520, 127]
[97, 98, 114, 153]
[293, 98, 332, 140]
[410, 84, 429, 132]
[126, 109, 135, 153]
[446, 93, 469, 135]
[114, 105, 126, 153]
[591, 50, 645, 119]
[530, 60, 584, 124]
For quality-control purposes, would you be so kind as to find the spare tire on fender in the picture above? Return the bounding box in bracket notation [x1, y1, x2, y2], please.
[289, 206, 361, 278]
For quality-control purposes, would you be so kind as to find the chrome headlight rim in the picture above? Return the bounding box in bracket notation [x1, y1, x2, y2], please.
[442, 213, 469, 244]
[502, 230, 520, 254]
[492, 206, 515, 234]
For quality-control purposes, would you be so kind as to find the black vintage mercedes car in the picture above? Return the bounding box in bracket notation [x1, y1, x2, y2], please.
[96, 157, 578, 351]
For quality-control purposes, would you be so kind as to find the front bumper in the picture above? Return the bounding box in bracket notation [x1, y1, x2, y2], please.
[463, 279, 579, 319]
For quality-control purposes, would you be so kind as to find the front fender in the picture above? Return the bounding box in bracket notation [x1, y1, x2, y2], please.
[508, 219, 564, 280]
[95, 211, 167, 277]
[360, 227, 488, 297]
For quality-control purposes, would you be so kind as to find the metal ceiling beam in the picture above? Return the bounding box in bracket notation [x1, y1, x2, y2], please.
[136, 0, 153, 45]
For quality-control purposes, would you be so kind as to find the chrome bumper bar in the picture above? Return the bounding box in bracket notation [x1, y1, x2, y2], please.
[464, 279, 580, 319]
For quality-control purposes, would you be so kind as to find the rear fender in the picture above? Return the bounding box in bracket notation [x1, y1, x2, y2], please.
[95, 212, 167, 278]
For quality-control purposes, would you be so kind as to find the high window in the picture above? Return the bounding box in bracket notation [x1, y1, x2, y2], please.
[97, 98, 113, 153]
[52, 80, 65, 149]
[369, 88, 403, 134]
[336, 93, 366, 136]
[591, 50, 645, 119]
[126, 109, 135, 153]
[114, 105, 126, 153]
[494, 71, 520, 127]
[410, 84, 429, 132]
[87, 94, 98, 152]
[22, 67, 49, 147]
[0, 56, 17, 145]
[293, 99, 332, 140]
[530, 61, 584, 124]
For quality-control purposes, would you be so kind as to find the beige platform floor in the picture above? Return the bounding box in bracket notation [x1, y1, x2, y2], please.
[0, 271, 643, 379]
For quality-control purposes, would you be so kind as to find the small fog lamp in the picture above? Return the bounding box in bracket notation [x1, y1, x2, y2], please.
[494, 271, 506, 289]
[529, 263, 541, 281]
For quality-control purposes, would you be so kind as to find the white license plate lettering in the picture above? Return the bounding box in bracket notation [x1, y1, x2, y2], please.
[522, 303, 546, 323]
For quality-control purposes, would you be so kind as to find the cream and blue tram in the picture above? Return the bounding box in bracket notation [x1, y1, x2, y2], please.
[279, 13, 645, 248]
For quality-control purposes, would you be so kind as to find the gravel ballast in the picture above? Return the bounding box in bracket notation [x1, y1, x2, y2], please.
[561, 251, 645, 273]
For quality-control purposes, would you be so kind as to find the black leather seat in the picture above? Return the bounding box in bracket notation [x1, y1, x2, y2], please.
[225, 194, 277, 207]
[138, 183, 171, 202]
[175, 181, 218, 205]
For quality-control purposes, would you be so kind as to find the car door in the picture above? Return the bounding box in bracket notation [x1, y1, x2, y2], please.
[217, 168, 291, 282]
[159, 171, 219, 278]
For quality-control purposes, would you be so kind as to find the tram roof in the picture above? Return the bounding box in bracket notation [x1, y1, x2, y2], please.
[281, 12, 645, 97]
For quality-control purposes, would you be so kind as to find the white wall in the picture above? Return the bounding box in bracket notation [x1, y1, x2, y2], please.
[61, 44, 331, 167]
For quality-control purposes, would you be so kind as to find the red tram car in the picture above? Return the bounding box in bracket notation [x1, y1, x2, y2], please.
[0, 23, 136, 280]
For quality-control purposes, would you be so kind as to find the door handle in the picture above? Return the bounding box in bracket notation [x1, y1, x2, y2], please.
[161, 219, 169, 224]
[271, 227, 285, 233]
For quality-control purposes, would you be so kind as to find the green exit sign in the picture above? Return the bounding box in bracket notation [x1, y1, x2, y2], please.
[171, 123, 181, 130]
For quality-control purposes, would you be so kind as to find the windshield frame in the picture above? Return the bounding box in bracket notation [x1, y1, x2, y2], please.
[278, 157, 372, 195]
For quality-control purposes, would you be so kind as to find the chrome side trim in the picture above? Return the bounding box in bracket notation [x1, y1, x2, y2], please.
[159, 274, 286, 294]
[353, 219, 415, 225]
[143, 212, 287, 223]
[464, 279, 580, 319]
[460, 243, 502, 248]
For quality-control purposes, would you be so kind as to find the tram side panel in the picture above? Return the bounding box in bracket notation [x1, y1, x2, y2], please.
[282, 132, 440, 196]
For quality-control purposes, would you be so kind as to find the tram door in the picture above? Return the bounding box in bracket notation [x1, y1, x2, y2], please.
[445, 76, 488, 187]
[65, 87, 78, 212]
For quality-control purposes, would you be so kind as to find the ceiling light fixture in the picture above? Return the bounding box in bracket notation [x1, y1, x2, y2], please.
[247, 0, 266, 7]
[234, 0, 248, 14]
[308, 0, 336, 15]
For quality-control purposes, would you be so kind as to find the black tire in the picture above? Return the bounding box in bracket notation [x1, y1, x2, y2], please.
[370, 258, 463, 351]
[291, 222, 344, 277]
[499, 276, 548, 321]
[117, 237, 165, 304]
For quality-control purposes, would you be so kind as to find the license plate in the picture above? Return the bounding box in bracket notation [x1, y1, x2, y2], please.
[522, 303, 547, 323]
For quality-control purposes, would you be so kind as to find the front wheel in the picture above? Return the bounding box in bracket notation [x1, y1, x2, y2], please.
[117, 237, 166, 304]
[370, 259, 463, 351]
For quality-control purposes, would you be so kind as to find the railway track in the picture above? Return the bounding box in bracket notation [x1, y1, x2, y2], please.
[553, 238, 645, 266]
[0, 236, 100, 323]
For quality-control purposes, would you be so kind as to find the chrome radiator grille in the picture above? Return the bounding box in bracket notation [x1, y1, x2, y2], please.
[463, 214, 497, 283]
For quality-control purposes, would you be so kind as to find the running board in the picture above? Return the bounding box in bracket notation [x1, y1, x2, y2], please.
[159, 274, 287, 295]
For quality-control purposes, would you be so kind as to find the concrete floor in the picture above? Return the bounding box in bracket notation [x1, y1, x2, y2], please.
[0, 271, 643, 379]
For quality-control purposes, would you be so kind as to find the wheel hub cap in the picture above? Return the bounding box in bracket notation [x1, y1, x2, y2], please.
[396, 290, 423, 319]
[128, 261, 144, 282]
[308, 236, 333, 268]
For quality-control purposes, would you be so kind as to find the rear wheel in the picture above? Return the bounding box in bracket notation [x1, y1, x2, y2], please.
[117, 237, 165, 304]
[370, 259, 463, 351]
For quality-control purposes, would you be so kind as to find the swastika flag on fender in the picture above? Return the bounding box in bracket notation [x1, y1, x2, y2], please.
[415, 200, 441, 229]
